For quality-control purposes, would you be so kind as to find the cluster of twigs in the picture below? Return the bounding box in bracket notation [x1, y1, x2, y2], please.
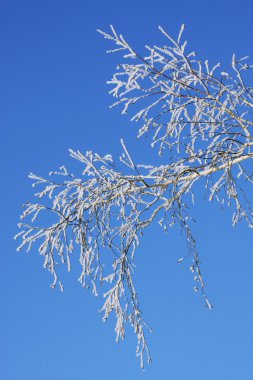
[16, 25, 253, 367]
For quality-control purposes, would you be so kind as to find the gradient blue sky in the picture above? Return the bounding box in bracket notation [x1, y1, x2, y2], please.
[1, 1, 253, 379]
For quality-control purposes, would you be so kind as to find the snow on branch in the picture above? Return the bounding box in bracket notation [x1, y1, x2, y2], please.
[17, 24, 253, 368]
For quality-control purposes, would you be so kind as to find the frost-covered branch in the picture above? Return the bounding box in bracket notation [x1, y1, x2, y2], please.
[17, 25, 253, 368]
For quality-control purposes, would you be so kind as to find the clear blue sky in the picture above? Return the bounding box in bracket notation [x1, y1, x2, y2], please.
[1, 0, 253, 379]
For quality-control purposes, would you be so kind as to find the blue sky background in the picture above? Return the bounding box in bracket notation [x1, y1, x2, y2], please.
[1, 0, 253, 379]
